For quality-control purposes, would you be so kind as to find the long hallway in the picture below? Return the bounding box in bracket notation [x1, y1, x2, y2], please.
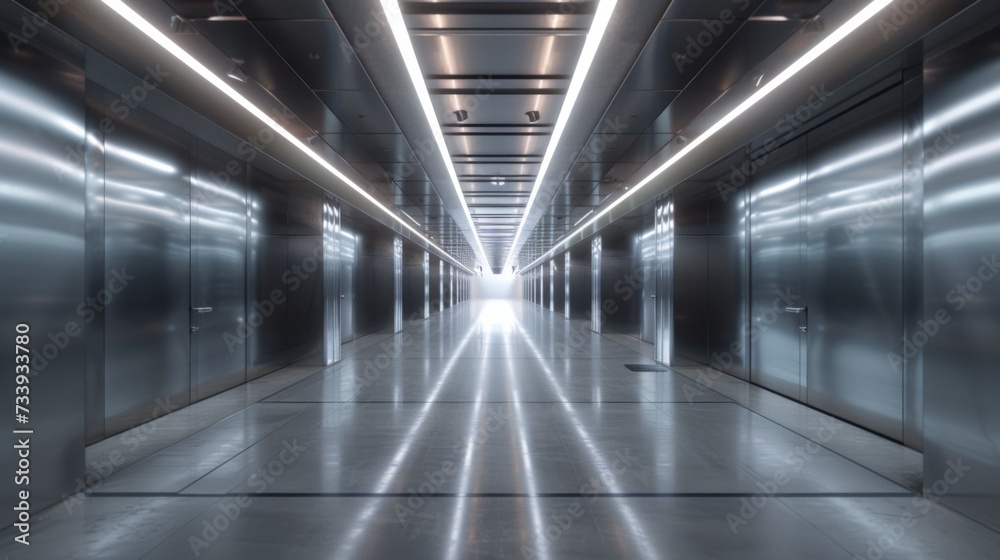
[3, 301, 997, 559]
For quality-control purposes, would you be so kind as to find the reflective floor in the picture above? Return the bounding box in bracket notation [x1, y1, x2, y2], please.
[3, 301, 999, 559]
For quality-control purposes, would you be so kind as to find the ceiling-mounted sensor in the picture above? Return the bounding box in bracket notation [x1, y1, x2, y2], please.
[526, 110, 541, 123]
[226, 63, 248, 83]
[803, 15, 825, 34]
[170, 16, 197, 34]
[454, 110, 469, 122]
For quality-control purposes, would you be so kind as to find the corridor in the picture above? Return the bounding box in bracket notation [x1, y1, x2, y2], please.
[2, 301, 997, 559]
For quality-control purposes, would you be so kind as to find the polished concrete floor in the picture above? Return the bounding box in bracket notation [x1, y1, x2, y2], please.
[3, 300, 999, 559]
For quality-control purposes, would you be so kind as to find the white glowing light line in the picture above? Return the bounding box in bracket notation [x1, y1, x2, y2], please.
[100, 0, 474, 274]
[504, 0, 618, 271]
[380, 0, 490, 271]
[521, 0, 895, 272]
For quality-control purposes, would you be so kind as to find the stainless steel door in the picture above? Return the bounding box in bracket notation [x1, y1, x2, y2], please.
[340, 226, 355, 343]
[805, 87, 904, 440]
[749, 139, 806, 400]
[655, 197, 674, 364]
[591, 236, 602, 332]
[190, 142, 248, 402]
[103, 108, 191, 434]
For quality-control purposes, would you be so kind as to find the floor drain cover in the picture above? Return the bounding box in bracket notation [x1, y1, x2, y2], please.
[624, 364, 669, 372]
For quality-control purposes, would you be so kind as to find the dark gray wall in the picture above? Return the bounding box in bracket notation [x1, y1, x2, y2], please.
[923, 12, 1000, 533]
[0, 5, 86, 524]
[568, 242, 591, 323]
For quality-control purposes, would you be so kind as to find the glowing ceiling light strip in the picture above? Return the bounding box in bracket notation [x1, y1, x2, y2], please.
[380, 0, 490, 271]
[503, 0, 618, 271]
[521, 0, 895, 272]
[99, 0, 475, 275]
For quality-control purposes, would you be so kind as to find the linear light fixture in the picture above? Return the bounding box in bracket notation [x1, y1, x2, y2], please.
[503, 0, 618, 272]
[379, 0, 491, 272]
[520, 0, 895, 273]
[99, 0, 475, 275]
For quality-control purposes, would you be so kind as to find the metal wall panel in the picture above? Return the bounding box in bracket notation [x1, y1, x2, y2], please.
[749, 139, 805, 400]
[103, 104, 191, 434]
[923, 24, 1000, 532]
[640, 223, 657, 343]
[0, 15, 86, 522]
[552, 258, 565, 315]
[340, 228, 356, 342]
[323, 198, 341, 364]
[190, 140, 248, 402]
[83, 82, 107, 444]
[402, 245, 426, 323]
[564, 252, 571, 317]
[674, 236, 709, 364]
[430, 256, 441, 313]
[601, 229, 641, 338]
[805, 86, 904, 440]
[394, 236, 403, 332]
[353, 225, 395, 336]
[591, 236, 602, 332]
[655, 197, 674, 365]
[569, 243, 591, 322]
[247, 173, 325, 378]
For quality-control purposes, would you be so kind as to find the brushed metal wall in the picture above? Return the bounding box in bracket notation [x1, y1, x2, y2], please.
[102, 101, 191, 435]
[591, 236, 602, 332]
[655, 197, 674, 365]
[552, 258, 566, 315]
[190, 140, 248, 402]
[430, 256, 441, 313]
[639, 223, 656, 344]
[0, 7, 86, 522]
[923, 20, 1000, 532]
[340, 227, 356, 342]
[569, 243, 591, 322]
[750, 139, 806, 400]
[402, 245, 427, 323]
[323, 198, 341, 365]
[247, 174, 325, 380]
[805, 86, 905, 441]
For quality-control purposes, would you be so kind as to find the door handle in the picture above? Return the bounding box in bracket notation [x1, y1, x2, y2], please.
[651, 295, 656, 298]
[785, 307, 806, 314]
[192, 307, 214, 314]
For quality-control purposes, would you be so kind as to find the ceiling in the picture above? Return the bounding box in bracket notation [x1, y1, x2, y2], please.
[161, 0, 833, 273]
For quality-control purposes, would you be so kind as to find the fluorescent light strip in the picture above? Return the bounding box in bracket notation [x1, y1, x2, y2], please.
[503, 0, 618, 271]
[521, 0, 894, 273]
[380, 0, 490, 271]
[99, 0, 475, 275]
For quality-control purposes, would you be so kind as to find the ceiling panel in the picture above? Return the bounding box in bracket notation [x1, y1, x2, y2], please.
[253, 20, 376, 91]
[412, 34, 586, 76]
[317, 90, 402, 134]
[445, 134, 549, 156]
[622, 20, 741, 91]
